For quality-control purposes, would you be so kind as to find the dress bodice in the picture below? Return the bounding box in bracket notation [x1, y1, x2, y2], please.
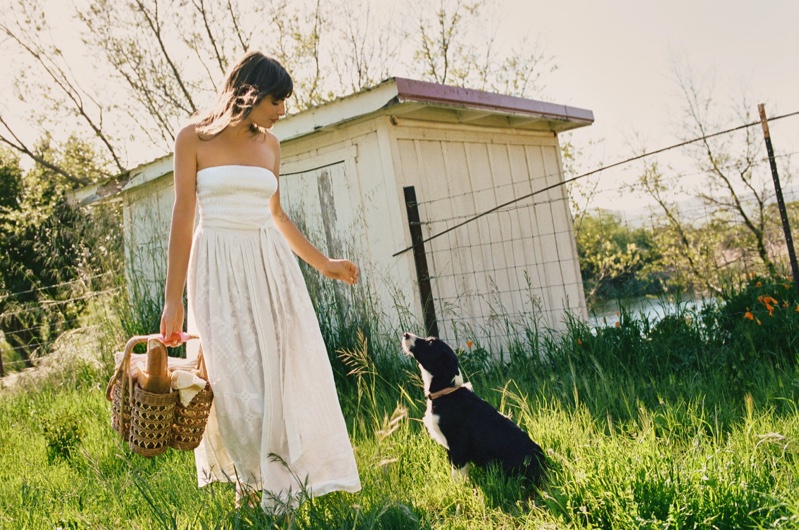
[196, 165, 278, 230]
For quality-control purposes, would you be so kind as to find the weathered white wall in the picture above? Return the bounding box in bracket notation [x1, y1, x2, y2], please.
[122, 173, 173, 303]
[389, 119, 586, 347]
[278, 117, 420, 334]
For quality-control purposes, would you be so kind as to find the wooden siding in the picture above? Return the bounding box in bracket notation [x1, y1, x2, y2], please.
[391, 122, 586, 346]
[122, 173, 173, 303]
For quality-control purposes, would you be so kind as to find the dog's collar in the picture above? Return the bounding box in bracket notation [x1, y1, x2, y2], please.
[427, 385, 462, 400]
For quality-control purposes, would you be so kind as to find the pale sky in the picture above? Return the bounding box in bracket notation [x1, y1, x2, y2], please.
[1, 0, 798, 206]
[505, 0, 799, 205]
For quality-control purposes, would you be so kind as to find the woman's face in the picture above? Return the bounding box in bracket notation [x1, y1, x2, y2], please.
[250, 96, 286, 129]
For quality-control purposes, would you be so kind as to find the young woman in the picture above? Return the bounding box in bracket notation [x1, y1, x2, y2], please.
[160, 51, 361, 510]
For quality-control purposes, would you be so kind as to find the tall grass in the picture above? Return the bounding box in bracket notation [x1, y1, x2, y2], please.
[1, 275, 799, 528]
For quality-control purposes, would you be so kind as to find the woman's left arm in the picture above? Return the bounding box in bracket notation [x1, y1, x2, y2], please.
[268, 138, 359, 285]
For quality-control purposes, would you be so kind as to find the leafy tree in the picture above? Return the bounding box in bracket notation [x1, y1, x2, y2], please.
[575, 210, 659, 307]
[0, 142, 122, 366]
[632, 67, 795, 292]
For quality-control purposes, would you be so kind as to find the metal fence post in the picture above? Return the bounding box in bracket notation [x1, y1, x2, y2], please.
[403, 186, 440, 337]
[758, 103, 799, 293]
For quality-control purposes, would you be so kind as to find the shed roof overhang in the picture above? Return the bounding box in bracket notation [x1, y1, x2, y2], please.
[71, 77, 593, 206]
[273, 77, 594, 142]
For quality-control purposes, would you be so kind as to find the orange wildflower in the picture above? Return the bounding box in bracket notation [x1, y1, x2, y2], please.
[577, 338, 583, 345]
[758, 295, 778, 314]
[615, 321, 621, 328]
[466, 340, 474, 349]
[744, 311, 754, 321]
[756, 281, 762, 287]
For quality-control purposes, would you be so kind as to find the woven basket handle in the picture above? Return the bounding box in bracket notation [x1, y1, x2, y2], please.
[105, 333, 200, 402]
[196, 346, 209, 380]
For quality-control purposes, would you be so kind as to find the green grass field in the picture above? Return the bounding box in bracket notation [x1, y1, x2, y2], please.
[2, 277, 799, 529]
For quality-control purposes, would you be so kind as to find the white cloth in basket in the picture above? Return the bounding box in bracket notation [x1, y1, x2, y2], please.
[170, 369, 208, 407]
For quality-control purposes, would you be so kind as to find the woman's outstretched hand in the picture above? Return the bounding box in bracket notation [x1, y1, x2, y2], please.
[160, 300, 185, 346]
[323, 259, 360, 285]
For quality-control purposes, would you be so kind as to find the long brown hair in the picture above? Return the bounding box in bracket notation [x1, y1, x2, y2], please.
[194, 51, 293, 138]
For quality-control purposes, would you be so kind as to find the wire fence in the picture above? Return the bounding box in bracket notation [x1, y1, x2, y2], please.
[2, 109, 798, 367]
[402, 108, 799, 348]
[0, 272, 120, 377]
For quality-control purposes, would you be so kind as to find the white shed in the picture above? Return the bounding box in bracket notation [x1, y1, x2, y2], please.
[75, 77, 593, 349]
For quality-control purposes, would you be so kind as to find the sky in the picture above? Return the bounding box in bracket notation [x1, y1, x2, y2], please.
[501, 0, 799, 209]
[1, 0, 798, 211]
[511, 1, 799, 144]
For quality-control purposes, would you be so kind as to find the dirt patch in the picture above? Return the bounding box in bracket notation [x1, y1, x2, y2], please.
[0, 325, 112, 395]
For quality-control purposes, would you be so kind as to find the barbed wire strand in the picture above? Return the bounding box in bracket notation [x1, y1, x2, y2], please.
[393, 110, 799, 257]
[415, 149, 799, 209]
[0, 288, 120, 319]
[0, 270, 119, 303]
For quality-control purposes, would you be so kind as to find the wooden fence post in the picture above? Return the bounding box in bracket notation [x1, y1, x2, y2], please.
[758, 103, 799, 294]
[403, 186, 440, 337]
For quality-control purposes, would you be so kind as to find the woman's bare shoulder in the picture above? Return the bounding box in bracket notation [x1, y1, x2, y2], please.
[260, 129, 280, 148]
[176, 123, 201, 146]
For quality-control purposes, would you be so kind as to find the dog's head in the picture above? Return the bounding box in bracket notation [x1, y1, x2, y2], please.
[402, 332, 464, 396]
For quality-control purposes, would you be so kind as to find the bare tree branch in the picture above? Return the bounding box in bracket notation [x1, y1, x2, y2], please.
[226, 0, 251, 53]
[191, 0, 227, 75]
[1, 11, 126, 174]
[132, 0, 198, 113]
[0, 116, 88, 185]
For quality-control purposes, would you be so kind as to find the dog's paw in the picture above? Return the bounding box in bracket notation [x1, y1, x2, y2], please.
[451, 463, 470, 482]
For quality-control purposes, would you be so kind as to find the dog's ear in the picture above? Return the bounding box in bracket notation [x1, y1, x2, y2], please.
[442, 349, 460, 375]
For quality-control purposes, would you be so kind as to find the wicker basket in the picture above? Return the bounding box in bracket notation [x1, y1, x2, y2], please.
[106, 333, 212, 456]
[110, 377, 132, 441]
[170, 348, 214, 450]
[129, 382, 177, 456]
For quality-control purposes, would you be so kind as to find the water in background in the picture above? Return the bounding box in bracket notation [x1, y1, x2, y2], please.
[587, 295, 710, 329]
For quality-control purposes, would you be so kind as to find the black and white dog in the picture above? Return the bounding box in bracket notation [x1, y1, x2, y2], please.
[402, 332, 545, 485]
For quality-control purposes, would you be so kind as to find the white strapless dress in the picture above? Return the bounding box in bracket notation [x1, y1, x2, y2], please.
[186, 165, 360, 507]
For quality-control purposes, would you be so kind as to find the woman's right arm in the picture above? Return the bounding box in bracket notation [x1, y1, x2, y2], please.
[160, 125, 198, 343]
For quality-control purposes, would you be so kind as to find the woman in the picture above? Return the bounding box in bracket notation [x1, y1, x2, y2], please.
[160, 51, 361, 510]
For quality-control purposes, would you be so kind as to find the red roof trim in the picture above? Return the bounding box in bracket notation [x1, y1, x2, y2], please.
[392, 77, 594, 123]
